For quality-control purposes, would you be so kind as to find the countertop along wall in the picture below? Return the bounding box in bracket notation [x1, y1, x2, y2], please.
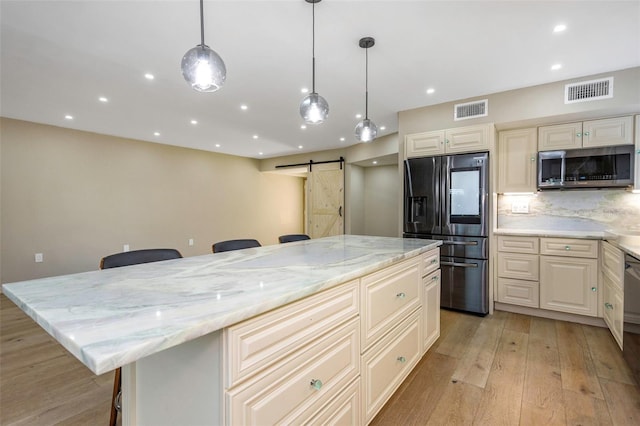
[0, 118, 304, 283]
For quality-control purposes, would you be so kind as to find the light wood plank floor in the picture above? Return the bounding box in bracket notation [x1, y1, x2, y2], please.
[3, 294, 640, 425]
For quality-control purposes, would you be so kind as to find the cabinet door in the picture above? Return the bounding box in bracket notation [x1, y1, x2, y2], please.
[497, 128, 537, 193]
[538, 122, 582, 151]
[601, 241, 624, 289]
[445, 124, 490, 154]
[583, 116, 633, 148]
[405, 130, 445, 157]
[423, 270, 441, 354]
[603, 273, 623, 350]
[539, 256, 598, 316]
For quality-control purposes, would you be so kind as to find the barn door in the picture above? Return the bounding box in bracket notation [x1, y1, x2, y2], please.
[307, 163, 344, 238]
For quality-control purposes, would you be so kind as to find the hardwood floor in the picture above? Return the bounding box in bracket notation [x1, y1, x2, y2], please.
[371, 309, 640, 426]
[2, 293, 639, 425]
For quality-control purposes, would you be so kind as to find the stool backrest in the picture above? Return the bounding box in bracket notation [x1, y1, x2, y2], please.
[100, 248, 182, 269]
[212, 239, 261, 253]
[278, 234, 310, 243]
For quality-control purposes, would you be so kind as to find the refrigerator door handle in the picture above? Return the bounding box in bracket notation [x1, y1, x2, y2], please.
[441, 240, 478, 246]
[441, 261, 479, 268]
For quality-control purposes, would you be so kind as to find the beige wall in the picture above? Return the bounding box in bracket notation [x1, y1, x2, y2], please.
[1, 118, 304, 283]
[364, 165, 399, 237]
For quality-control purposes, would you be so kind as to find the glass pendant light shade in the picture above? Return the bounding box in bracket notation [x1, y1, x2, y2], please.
[181, 44, 226, 92]
[355, 118, 378, 143]
[300, 92, 329, 124]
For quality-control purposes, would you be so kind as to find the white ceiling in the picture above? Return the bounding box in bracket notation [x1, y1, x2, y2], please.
[1, 0, 639, 159]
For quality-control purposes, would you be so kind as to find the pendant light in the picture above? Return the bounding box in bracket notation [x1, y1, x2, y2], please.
[181, 0, 226, 92]
[299, 0, 329, 124]
[355, 37, 377, 143]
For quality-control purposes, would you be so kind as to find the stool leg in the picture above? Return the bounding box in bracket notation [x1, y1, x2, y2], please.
[109, 367, 121, 426]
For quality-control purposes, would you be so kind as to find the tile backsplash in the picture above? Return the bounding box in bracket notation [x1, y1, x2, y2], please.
[497, 190, 640, 232]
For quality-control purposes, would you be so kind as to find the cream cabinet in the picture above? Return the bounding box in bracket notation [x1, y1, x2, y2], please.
[497, 128, 537, 193]
[538, 116, 634, 151]
[496, 236, 540, 308]
[405, 123, 492, 158]
[422, 269, 441, 353]
[539, 238, 599, 317]
[601, 241, 624, 349]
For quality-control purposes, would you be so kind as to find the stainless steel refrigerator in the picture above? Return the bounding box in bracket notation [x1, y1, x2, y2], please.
[404, 152, 489, 315]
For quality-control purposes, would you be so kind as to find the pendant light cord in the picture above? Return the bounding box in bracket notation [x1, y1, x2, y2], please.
[365, 46, 369, 119]
[199, 0, 205, 47]
[311, 1, 316, 93]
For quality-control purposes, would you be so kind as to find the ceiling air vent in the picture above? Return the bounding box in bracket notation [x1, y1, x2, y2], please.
[565, 77, 613, 104]
[454, 99, 488, 121]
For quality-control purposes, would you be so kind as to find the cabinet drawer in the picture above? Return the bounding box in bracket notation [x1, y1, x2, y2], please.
[422, 248, 440, 277]
[361, 310, 422, 423]
[602, 241, 624, 288]
[540, 238, 598, 258]
[307, 378, 361, 426]
[497, 278, 539, 308]
[497, 253, 539, 281]
[226, 318, 360, 426]
[497, 236, 539, 254]
[361, 256, 421, 350]
[224, 280, 359, 388]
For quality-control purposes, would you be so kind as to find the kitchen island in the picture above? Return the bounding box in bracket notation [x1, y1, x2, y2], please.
[3, 235, 442, 425]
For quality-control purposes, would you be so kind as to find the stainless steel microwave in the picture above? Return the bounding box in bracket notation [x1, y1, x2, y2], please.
[538, 145, 634, 189]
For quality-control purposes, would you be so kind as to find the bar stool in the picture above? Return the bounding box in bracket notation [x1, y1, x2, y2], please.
[99, 248, 183, 426]
[278, 234, 310, 243]
[212, 239, 261, 253]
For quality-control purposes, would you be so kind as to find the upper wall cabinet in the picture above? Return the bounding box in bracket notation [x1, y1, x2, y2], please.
[405, 123, 492, 158]
[538, 116, 634, 151]
[497, 128, 537, 193]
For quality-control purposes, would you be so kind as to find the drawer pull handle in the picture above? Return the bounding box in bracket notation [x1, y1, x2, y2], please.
[591, 287, 597, 292]
[397, 292, 406, 299]
[565, 245, 571, 251]
[432, 275, 439, 281]
[605, 302, 614, 310]
[310, 379, 323, 390]
[431, 258, 438, 264]
[397, 356, 406, 363]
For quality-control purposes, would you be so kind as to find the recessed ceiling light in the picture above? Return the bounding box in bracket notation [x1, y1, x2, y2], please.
[240, 104, 248, 110]
[153, 132, 160, 136]
[98, 96, 108, 103]
[301, 87, 309, 94]
[551, 63, 562, 70]
[215, 144, 221, 148]
[340, 137, 345, 142]
[553, 24, 567, 33]
[253, 135, 259, 139]
[380, 126, 386, 131]
[355, 114, 362, 119]
[301, 125, 307, 130]
[64, 114, 73, 120]
[373, 161, 378, 165]
[190, 119, 198, 125]
[144, 73, 155, 80]
[426, 88, 435, 94]
[258, 152, 264, 156]
[298, 145, 303, 149]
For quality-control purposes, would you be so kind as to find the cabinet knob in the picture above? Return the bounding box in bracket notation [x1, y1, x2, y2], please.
[576, 132, 582, 137]
[432, 275, 439, 281]
[445, 139, 449, 144]
[431, 258, 438, 264]
[310, 379, 323, 390]
[605, 302, 614, 310]
[583, 131, 590, 137]
[396, 292, 406, 299]
[565, 245, 571, 251]
[530, 157, 536, 162]
[397, 356, 407, 363]
[591, 287, 597, 292]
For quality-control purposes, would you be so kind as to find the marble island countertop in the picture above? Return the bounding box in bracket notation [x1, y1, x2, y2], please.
[2, 235, 441, 375]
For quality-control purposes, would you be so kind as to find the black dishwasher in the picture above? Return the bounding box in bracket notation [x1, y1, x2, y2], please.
[623, 253, 640, 384]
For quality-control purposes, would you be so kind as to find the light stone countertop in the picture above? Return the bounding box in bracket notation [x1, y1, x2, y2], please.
[2, 235, 441, 375]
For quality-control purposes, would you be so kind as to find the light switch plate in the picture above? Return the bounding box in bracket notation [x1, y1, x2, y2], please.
[511, 199, 529, 214]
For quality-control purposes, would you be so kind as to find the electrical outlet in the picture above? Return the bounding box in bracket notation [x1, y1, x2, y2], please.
[35, 253, 43, 263]
[511, 199, 529, 214]
[188, 238, 194, 247]
[123, 244, 130, 252]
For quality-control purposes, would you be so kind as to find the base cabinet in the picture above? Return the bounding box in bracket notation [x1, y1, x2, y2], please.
[601, 241, 624, 349]
[539, 256, 598, 316]
[423, 269, 441, 353]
